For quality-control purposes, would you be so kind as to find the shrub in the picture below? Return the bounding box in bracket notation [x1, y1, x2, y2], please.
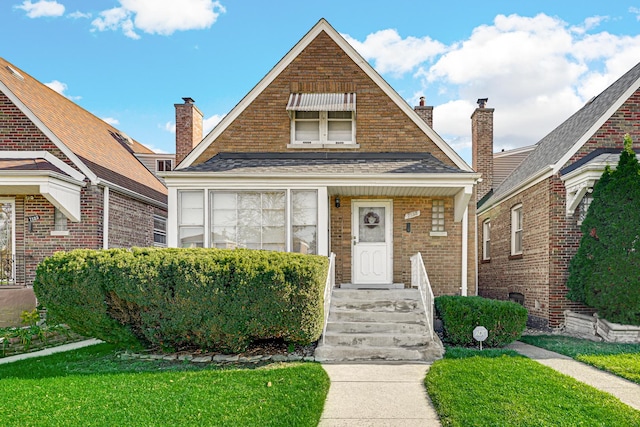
[435, 296, 527, 347]
[567, 135, 640, 326]
[34, 248, 328, 353]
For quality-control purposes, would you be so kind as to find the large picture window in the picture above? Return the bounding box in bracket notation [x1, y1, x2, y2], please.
[211, 191, 286, 251]
[511, 204, 523, 256]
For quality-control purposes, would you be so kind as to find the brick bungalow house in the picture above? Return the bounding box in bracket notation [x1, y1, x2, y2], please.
[0, 57, 168, 326]
[163, 19, 480, 294]
[162, 19, 480, 360]
[476, 60, 640, 328]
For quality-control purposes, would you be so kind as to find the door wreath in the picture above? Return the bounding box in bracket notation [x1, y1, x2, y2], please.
[363, 211, 380, 228]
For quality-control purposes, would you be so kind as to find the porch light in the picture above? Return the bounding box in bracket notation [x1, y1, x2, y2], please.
[335, 196, 340, 208]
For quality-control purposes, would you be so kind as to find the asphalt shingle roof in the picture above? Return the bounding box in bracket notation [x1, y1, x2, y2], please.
[0, 58, 166, 204]
[180, 152, 469, 175]
[485, 60, 640, 207]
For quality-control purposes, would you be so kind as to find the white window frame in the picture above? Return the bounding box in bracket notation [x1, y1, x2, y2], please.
[511, 204, 523, 256]
[157, 159, 172, 172]
[178, 190, 204, 248]
[430, 199, 447, 236]
[291, 111, 355, 145]
[51, 207, 69, 236]
[153, 214, 167, 247]
[482, 219, 491, 261]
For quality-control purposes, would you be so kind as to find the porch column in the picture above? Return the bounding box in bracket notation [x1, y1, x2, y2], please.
[461, 205, 468, 296]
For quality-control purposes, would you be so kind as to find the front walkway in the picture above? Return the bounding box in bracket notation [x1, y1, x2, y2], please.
[508, 341, 640, 411]
[0, 338, 102, 365]
[318, 363, 441, 426]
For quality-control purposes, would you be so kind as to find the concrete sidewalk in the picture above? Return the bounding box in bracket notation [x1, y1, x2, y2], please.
[0, 338, 102, 365]
[318, 363, 441, 426]
[508, 341, 640, 411]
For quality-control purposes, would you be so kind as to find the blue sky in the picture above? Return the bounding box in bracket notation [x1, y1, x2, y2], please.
[2, 1, 640, 164]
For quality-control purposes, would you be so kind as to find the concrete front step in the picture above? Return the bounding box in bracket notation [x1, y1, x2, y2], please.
[322, 332, 431, 347]
[332, 288, 420, 300]
[329, 309, 426, 324]
[331, 299, 421, 312]
[314, 343, 444, 363]
[327, 321, 426, 334]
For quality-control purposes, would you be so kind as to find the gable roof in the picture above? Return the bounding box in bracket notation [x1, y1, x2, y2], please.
[0, 57, 167, 205]
[480, 60, 640, 211]
[179, 18, 472, 172]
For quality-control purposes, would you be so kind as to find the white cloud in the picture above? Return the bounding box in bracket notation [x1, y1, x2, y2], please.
[387, 12, 640, 154]
[45, 80, 81, 101]
[343, 29, 445, 76]
[161, 121, 175, 133]
[15, 0, 64, 18]
[630, 7, 640, 21]
[102, 117, 120, 126]
[91, 0, 226, 39]
[203, 114, 224, 134]
[68, 11, 91, 19]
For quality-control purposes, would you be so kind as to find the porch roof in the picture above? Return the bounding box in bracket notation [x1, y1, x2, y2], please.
[0, 155, 85, 222]
[178, 152, 469, 175]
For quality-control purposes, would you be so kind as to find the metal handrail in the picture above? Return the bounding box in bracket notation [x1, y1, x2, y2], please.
[411, 252, 434, 340]
[321, 252, 336, 345]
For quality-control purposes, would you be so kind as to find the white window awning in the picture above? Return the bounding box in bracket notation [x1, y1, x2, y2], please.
[287, 93, 356, 111]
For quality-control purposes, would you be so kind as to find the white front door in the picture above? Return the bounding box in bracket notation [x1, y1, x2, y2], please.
[352, 200, 392, 284]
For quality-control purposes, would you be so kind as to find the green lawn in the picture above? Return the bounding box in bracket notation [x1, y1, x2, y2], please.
[0, 343, 329, 427]
[520, 335, 640, 384]
[425, 349, 640, 427]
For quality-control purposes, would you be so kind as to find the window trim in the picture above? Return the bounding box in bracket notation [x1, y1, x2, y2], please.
[153, 214, 167, 247]
[156, 159, 172, 172]
[51, 207, 69, 236]
[482, 219, 491, 261]
[511, 204, 523, 256]
[290, 110, 356, 145]
[430, 199, 447, 236]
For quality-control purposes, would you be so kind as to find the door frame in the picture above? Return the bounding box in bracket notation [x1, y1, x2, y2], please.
[351, 199, 393, 285]
[0, 198, 15, 284]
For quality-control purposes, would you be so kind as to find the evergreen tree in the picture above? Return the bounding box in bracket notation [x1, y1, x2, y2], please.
[567, 134, 640, 325]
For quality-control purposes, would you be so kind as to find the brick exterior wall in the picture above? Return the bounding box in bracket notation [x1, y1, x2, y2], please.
[472, 107, 494, 203]
[1, 93, 168, 287]
[331, 195, 476, 296]
[478, 88, 640, 328]
[192, 31, 456, 168]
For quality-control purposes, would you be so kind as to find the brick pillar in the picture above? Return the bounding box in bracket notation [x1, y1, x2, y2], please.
[175, 97, 203, 165]
[414, 96, 433, 128]
[472, 98, 494, 203]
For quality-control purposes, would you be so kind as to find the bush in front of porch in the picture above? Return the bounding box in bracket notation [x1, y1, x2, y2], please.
[33, 248, 328, 353]
[435, 295, 527, 347]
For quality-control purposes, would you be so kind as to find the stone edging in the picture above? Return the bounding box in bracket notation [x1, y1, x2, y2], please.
[118, 351, 317, 364]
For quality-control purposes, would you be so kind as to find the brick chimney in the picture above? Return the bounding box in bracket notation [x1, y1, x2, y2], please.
[175, 97, 203, 165]
[471, 98, 494, 203]
[414, 96, 433, 128]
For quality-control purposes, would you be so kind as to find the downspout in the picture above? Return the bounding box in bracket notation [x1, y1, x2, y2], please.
[461, 205, 468, 296]
[103, 185, 109, 249]
[474, 210, 479, 295]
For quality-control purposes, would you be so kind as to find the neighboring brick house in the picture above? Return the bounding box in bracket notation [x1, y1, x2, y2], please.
[476, 61, 640, 328]
[163, 19, 480, 296]
[0, 57, 167, 325]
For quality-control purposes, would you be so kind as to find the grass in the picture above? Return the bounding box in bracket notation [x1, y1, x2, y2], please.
[520, 335, 640, 384]
[0, 343, 330, 426]
[425, 348, 640, 426]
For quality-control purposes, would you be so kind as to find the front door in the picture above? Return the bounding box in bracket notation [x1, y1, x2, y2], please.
[352, 200, 392, 284]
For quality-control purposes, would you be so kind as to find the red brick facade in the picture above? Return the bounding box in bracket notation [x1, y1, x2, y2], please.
[478, 88, 640, 327]
[1, 91, 167, 288]
[192, 32, 457, 168]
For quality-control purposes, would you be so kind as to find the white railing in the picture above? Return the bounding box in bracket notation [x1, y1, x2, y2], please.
[411, 252, 434, 340]
[321, 252, 336, 345]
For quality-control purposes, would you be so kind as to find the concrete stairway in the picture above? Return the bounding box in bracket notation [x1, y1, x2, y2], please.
[314, 288, 444, 363]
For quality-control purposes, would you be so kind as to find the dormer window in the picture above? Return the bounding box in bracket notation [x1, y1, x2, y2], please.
[287, 93, 356, 145]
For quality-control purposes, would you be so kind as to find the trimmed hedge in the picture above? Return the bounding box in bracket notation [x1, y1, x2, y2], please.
[34, 248, 328, 353]
[435, 296, 527, 347]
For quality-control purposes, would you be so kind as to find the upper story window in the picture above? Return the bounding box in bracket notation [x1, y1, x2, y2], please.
[482, 219, 491, 261]
[511, 204, 523, 256]
[157, 159, 172, 172]
[287, 93, 356, 145]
